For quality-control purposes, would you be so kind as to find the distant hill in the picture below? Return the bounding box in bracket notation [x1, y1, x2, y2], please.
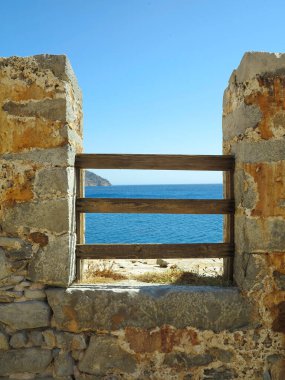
[85, 171, 111, 186]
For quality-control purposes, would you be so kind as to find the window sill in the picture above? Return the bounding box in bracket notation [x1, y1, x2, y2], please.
[46, 284, 255, 333]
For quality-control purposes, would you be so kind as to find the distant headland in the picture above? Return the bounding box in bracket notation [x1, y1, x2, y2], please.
[85, 171, 111, 186]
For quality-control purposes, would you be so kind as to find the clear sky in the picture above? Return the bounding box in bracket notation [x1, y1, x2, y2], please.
[1, 0, 285, 184]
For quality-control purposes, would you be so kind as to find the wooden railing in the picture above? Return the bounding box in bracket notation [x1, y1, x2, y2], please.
[75, 154, 235, 281]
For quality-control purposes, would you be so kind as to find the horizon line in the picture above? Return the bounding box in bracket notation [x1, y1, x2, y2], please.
[86, 183, 223, 186]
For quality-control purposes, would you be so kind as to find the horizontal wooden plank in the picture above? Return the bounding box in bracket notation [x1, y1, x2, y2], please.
[76, 243, 234, 259]
[75, 154, 234, 171]
[77, 198, 234, 214]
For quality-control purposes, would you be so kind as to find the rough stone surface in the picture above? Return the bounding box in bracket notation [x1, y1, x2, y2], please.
[0, 331, 9, 350]
[234, 51, 285, 82]
[235, 216, 285, 252]
[208, 348, 234, 363]
[1, 146, 76, 167]
[78, 335, 137, 375]
[47, 286, 254, 332]
[0, 248, 12, 280]
[34, 167, 74, 198]
[222, 51, 285, 380]
[10, 332, 28, 348]
[56, 332, 87, 350]
[2, 199, 72, 234]
[234, 253, 267, 291]
[273, 271, 285, 290]
[203, 367, 236, 379]
[0, 301, 50, 330]
[54, 351, 74, 376]
[28, 233, 76, 286]
[0, 54, 82, 288]
[164, 352, 213, 368]
[24, 289, 46, 299]
[3, 98, 67, 121]
[29, 330, 44, 346]
[223, 103, 262, 141]
[42, 329, 56, 348]
[0, 52, 283, 379]
[231, 140, 285, 163]
[0, 348, 52, 375]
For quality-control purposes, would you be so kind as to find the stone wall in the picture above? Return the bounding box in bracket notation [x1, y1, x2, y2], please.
[0, 53, 284, 380]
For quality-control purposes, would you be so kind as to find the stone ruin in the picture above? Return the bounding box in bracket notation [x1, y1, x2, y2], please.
[0, 52, 284, 379]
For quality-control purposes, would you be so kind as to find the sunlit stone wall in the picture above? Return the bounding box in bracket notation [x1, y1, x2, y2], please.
[0, 55, 82, 287]
[0, 53, 284, 379]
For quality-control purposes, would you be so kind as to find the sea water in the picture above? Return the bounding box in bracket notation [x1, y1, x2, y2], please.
[85, 184, 223, 244]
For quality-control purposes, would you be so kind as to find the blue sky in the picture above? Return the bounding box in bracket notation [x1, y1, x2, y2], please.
[1, 1, 285, 184]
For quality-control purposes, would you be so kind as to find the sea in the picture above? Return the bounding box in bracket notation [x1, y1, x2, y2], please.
[85, 184, 223, 244]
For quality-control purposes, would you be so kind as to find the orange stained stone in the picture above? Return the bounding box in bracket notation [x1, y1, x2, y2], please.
[243, 162, 285, 217]
[125, 326, 199, 354]
[267, 253, 285, 274]
[0, 169, 35, 205]
[62, 306, 79, 333]
[245, 76, 285, 139]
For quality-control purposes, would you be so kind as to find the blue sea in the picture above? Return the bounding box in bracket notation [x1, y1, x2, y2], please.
[85, 184, 223, 244]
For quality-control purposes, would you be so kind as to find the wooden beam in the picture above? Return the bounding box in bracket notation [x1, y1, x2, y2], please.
[76, 198, 234, 214]
[75, 154, 234, 171]
[76, 243, 234, 260]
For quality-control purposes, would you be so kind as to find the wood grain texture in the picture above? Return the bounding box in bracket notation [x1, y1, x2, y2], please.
[76, 243, 234, 259]
[77, 198, 234, 214]
[75, 154, 234, 171]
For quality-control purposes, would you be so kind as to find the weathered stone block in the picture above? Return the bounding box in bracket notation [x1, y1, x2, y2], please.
[10, 332, 28, 348]
[0, 237, 23, 250]
[0, 301, 50, 330]
[235, 216, 285, 252]
[125, 325, 199, 353]
[233, 52, 285, 83]
[223, 103, 262, 141]
[29, 330, 44, 346]
[208, 348, 233, 363]
[273, 271, 285, 290]
[2, 198, 73, 234]
[0, 248, 12, 280]
[0, 331, 9, 350]
[0, 348, 52, 375]
[34, 167, 75, 198]
[164, 352, 213, 368]
[54, 351, 74, 376]
[28, 233, 76, 286]
[241, 162, 285, 218]
[234, 252, 267, 291]
[231, 140, 285, 163]
[46, 286, 254, 332]
[24, 289, 46, 300]
[0, 54, 82, 154]
[272, 301, 285, 333]
[56, 332, 87, 350]
[2, 146, 76, 168]
[78, 335, 136, 375]
[3, 98, 67, 121]
[43, 329, 56, 348]
[234, 169, 257, 211]
[203, 366, 236, 379]
[0, 54, 82, 288]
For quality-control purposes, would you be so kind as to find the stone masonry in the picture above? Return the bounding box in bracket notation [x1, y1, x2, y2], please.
[0, 55, 82, 287]
[0, 53, 284, 379]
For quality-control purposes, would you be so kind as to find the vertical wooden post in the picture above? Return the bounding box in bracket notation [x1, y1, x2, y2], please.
[223, 169, 234, 283]
[76, 167, 85, 281]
